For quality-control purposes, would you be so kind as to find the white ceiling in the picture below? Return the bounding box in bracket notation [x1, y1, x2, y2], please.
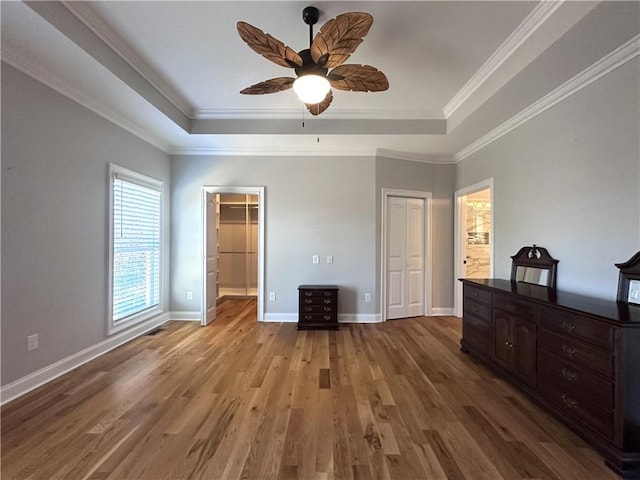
[2, 1, 637, 158]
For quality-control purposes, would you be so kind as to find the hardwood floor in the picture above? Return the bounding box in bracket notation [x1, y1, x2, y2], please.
[1, 298, 619, 479]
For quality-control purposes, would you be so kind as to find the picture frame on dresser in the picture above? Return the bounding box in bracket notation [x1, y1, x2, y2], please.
[616, 251, 640, 305]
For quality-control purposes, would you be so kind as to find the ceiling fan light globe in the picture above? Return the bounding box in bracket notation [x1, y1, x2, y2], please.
[293, 75, 331, 104]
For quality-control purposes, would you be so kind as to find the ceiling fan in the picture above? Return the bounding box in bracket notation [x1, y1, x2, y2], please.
[237, 6, 389, 115]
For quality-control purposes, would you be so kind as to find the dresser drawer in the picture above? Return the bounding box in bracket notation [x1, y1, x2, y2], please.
[300, 313, 336, 323]
[300, 289, 337, 299]
[463, 285, 491, 306]
[538, 376, 614, 440]
[539, 329, 613, 379]
[538, 350, 613, 409]
[463, 314, 491, 356]
[494, 293, 536, 322]
[300, 296, 337, 307]
[539, 307, 613, 351]
[301, 304, 336, 314]
[464, 299, 491, 321]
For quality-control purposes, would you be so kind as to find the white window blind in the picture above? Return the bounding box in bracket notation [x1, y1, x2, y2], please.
[112, 173, 161, 324]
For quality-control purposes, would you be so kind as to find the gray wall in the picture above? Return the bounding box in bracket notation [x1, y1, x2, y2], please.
[1, 64, 171, 385]
[455, 60, 640, 299]
[375, 158, 455, 310]
[170, 155, 377, 316]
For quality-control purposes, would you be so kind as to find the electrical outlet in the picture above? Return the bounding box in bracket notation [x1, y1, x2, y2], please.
[364, 293, 371, 302]
[187, 291, 193, 300]
[269, 292, 276, 301]
[27, 334, 39, 352]
[327, 255, 333, 264]
[312, 255, 319, 264]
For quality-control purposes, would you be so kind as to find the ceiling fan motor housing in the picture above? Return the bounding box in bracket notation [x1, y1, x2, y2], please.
[295, 49, 328, 77]
[302, 6, 320, 26]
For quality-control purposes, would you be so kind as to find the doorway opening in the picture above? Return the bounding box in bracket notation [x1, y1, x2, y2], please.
[202, 186, 264, 326]
[454, 179, 493, 317]
[381, 189, 432, 321]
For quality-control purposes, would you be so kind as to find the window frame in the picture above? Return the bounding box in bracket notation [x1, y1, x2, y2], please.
[108, 164, 164, 335]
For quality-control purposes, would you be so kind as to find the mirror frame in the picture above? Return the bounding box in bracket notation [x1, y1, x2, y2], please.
[510, 245, 559, 290]
[615, 251, 640, 304]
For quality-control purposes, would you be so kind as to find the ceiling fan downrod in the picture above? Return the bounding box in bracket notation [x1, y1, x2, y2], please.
[302, 6, 319, 48]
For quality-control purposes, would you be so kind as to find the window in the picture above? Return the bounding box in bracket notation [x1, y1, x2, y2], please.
[109, 164, 163, 334]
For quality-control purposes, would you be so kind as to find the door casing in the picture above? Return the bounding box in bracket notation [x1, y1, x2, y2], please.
[381, 188, 432, 321]
[454, 179, 494, 317]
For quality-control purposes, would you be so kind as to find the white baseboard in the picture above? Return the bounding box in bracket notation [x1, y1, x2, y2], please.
[262, 313, 383, 323]
[339, 314, 383, 323]
[262, 313, 298, 322]
[0, 313, 170, 406]
[170, 311, 202, 322]
[430, 308, 455, 316]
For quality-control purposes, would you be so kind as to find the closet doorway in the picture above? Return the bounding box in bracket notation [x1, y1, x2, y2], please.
[201, 186, 264, 325]
[381, 188, 432, 321]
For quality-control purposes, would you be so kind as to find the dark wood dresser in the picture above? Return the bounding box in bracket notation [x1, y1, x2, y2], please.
[461, 278, 640, 478]
[297, 285, 339, 330]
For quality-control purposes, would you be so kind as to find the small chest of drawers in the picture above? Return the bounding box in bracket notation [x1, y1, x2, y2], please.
[297, 285, 339, 330]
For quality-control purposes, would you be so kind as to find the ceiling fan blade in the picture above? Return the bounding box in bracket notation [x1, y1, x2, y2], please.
[237, 22, 303, 68]
[240, 77, 295, 95]
[305, 90, 333, 116]
[328, 65, 389, 92]
[310, 12, 373, 68]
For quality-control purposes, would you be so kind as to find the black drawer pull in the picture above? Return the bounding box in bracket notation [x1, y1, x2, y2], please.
[562, 321, 576, 333]
[561, 393, 577, 408]
[507, 304, 516, 312]
[324, 299, 332, 304]
[561, 368, 577, 382]
[304, 315, 312, 320]
[324, 307, 331, 312]
[324, 315, 332, 320]
[324, 291, 332, 297]
[305, 291, 313, 297]
[561, 344, 577, 357]
[305, 299, 313, 304]
[304, 307, 312, 312]
[505, 341, 513, 349]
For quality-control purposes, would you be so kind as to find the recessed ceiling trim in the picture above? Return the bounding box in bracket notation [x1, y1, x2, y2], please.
[24, 0, 191, 132]
[194, 108, 443, 121]
[171, 147, 374, 157]
[443, 0, 564, 119]
[1, 43, 171, 154]
[376, 149, 454, 164]
[454, 34, 640, 162]
[61, 1, 195, 119]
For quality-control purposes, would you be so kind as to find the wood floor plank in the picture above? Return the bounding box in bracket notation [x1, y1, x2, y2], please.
[1, 303, 621, 479]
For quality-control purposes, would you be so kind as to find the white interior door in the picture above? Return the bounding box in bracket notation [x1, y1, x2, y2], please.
[203, 191, 218, 325]
[387, 196, 425, 320]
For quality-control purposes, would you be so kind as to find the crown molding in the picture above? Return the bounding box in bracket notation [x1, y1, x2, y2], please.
[60, 1, 194, 118]
[170, 146, 374, 157]
[443, 0, 564, 119]
[376, 148, 454, 165]
[454, 34, 640, 162]
[1, 44, 171, 153]
[193, 108, 443, 121]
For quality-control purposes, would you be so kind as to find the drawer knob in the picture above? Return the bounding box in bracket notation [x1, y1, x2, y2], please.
[561, 393, 577, 408]
[305, 299, 313, 304]
[324, 299, 332, 304]
[562, 321, 576, 333]
[324, 315, 332, 320]
[505, 341, 513, 349]
[305, 307, 312, 312]
[324, 292, 332, 297]
[324, 307, 331, 312]
[561, 368, 577, 382]
[561, 345, 577, 357]
[304, 315, 312, 320]
[507, 304, 516, 312]
[305, 292, 312, 297]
